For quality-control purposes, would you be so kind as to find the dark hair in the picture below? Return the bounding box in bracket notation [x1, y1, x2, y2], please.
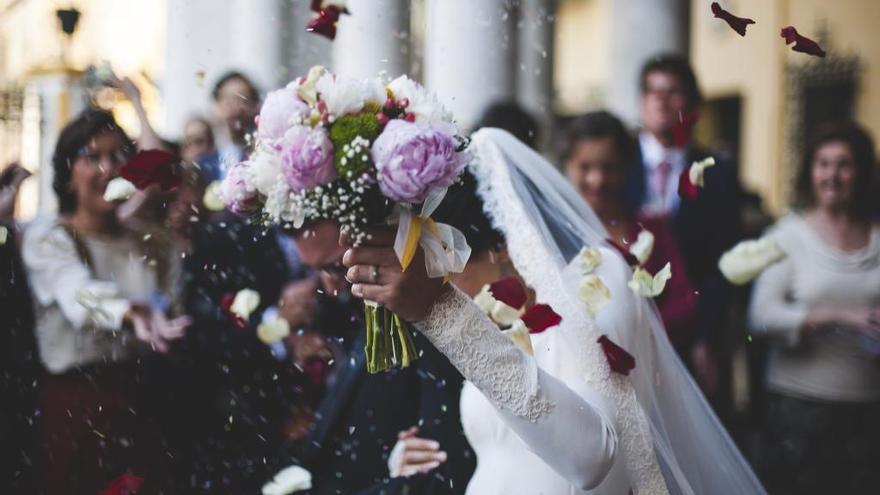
[474, 101, 540, 149]
[52, 108, 132, 213]
[432, 170, 504, 255]
[639, 53, 702, 107]
[212, 71, 260, 102]
[795, 121, 878, 219]
[557, 110, 636, 168]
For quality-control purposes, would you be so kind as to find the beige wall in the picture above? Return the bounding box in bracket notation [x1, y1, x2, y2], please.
[554, 0, 609, 113]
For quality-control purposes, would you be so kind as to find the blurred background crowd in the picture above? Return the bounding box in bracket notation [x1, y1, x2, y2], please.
[1, 0, 879, 494]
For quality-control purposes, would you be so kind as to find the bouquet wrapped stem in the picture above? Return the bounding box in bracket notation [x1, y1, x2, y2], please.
[364, 301, 418, 373]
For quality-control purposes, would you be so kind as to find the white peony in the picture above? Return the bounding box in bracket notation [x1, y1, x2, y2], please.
[688, 157, 716, 188]
[503, 319, 534, 355]
[630, 230, 655, 265]
[579, 274, 611, 317]
[202, 181, 225, 211]
[247, 148, 284, 196]
[719, 237, 785, 285]
[230, 289, 261, 321]
[628, 263, 672, 297]
[315, 73, 386, 116]
[257, 317, 291, 344]
[262, 465, 312, 495]
[578, 246, 602, 275]
[103, 177, 136, 202]
[387, 75, 454, 125]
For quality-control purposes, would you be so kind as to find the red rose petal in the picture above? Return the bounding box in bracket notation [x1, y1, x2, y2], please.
[100, 473, 144, 495]
[597, 335, 636, 376]
[677, 167, 698, 201]
[306, 6, 346, 40]
[220, 292, 247, 329]
[711, 2, 755, 37]
[780, 26, 826, 58]
[488, 277, 528, 309]
[119, 149, 180, 191]
[309, 0, 322, 13]
[606, 239, 640, 267]
[671, 111, 699, 148]
[521, 304, 562, 334]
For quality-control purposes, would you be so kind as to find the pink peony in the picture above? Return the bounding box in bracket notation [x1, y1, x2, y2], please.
[371, 120, 468, 204]
[218, 161, 259, 215]
[279, 125, 336, 193]
[258, 86, 311, 146]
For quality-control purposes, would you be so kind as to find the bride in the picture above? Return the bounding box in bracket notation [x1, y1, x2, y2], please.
[342, 128, 765, 494]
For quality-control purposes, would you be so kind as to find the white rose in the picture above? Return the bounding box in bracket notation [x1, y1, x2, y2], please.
[688, 157, 716, 188]
[491, 300, 524, 327]
[296, 66, 326, 106]
[387, 75, 454, 125]
[629, 230, 655, 265]
[0, 225, 7, 245]
[230, 289, 261, 321]
[579, 274, 611, 317]
[202, 181, 225, 211]
[316, 73, 385, 116]
[247, 149, 283, 196]
[503, 319, 534, 355]
[262, 465, 312, 495]
[578, 246, 602, 275]
[257, 317, 291, 344]
[103, 177, 136, 202]
[473, 284, 497, 314]
[719, 237, 785, 285]
[628, 263, 672, 297]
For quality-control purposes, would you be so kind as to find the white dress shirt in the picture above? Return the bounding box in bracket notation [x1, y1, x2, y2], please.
[639, 131, 687, 217]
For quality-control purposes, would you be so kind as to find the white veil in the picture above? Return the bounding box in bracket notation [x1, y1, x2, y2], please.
[467, 128, 765, 495]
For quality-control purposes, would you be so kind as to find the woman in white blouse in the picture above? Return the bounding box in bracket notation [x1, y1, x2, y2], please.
[22, 109, 187, 494]
[748, 122, 880, 494]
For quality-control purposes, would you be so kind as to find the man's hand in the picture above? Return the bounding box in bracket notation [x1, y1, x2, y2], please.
[388, 427, 447, 478]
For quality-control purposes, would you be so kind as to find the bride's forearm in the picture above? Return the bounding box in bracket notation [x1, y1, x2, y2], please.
[414, 286, 617, 490]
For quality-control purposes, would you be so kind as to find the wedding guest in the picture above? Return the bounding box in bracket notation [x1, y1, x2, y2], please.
[623, 54, 743, 406]
[267, 220, 475, 495]
[563, 111, 698, 354]
[474, 101, 540, 149]
[0, 162, 32, 224]
[181, 116, 223, 182]
[748, 121, 880, 494]
[212, 71, 260, 167]
[21, 109, 188, 494]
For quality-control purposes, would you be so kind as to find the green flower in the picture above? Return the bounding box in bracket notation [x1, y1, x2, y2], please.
[329, 114, 382, 179]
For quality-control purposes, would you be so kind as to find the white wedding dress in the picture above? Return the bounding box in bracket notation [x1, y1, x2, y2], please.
[412, 129, 765, 495]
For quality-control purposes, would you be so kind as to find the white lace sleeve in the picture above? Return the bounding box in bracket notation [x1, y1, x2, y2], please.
[415, 286, 618, 490]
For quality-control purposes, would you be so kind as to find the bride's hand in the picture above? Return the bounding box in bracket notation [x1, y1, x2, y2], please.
[342, 228, 450, 322]
[387, 426, 447, 478]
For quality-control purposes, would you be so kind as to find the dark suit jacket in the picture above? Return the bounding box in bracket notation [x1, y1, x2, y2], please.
[280, 305, 476, 495]
[623, 143, 744, 343]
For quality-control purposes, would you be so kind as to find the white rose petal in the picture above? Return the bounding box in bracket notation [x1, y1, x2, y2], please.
[473, 284, 497, 314]
[203, 181, 225, 211]
[491, 300, 525, 328]
[257, 317, 291, 344]
[630, 230, 655, 265]
[262, 465, 312, 495]
[103, 177, 136, 202]
[296, 66, 326, 106]
[247, 149, 283, 196]
[688, 157, 716, 188]
[578, 246, 602, 275]
[0, 225, 7, 245]
[719, 237, 785, 285]
[579, 274, 611, 317]
[503, 319, 534, 355]
[628, 262, 672, 297]
[387, 75, 454, 125]
[230, 289, 261, 321]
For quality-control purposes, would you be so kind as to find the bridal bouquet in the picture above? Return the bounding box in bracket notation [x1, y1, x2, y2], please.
[219, 66, 471, 373]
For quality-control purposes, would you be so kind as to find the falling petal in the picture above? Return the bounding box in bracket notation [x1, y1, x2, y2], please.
[711, 2, 755, 37]
[598, 335, 635, 376]
[488, 276, 528, 309]
[780, 26, 826, 57]
[520, 304, 562, 333]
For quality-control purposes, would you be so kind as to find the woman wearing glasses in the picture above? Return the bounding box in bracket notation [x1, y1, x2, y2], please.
[21, 109, 188, 494]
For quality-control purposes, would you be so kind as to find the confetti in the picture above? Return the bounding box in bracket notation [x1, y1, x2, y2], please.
[711, 2, 755, 37]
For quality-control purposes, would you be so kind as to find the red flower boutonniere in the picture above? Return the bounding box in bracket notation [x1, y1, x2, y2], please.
[678, 157, 715, 201]
[119, 149, 180, 191]
[597, 335, 635, 376]
[711, 2, 755, 37]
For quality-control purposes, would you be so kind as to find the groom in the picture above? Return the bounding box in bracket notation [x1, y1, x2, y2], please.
[271, 220, 475, 495]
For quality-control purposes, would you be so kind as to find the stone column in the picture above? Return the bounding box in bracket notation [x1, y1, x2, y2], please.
[423, 0, 517, 130]
[517, 0, 557, 146]
[606, 0, 689, 126]
[332, 0, 410, 79]
[228, 0, 286, 91]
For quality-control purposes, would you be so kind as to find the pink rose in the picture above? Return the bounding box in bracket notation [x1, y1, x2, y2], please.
[371, 120, 468, 204]
[258, 86, 310, 146]
[218, 161, 259, 215]
[279, 125, 336, 193]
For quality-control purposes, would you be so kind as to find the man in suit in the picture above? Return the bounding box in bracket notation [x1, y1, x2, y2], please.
[624, 54, 743, 417]
[269, 220, 475, 495]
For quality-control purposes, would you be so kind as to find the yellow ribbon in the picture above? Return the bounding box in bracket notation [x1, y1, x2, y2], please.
[398, 215, 453, 284]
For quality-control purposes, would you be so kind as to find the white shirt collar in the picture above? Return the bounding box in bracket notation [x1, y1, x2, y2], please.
[639, 131, 686, 170]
